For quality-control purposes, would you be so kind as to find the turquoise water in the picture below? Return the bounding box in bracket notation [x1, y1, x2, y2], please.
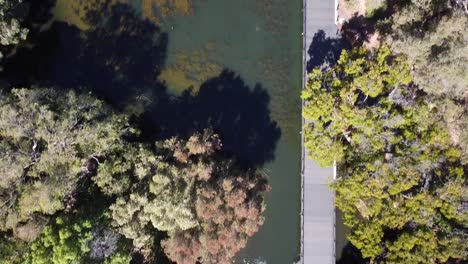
[49, 0, 304, 263]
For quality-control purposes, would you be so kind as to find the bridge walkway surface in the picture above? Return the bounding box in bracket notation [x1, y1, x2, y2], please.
[301, 0, 339, 263]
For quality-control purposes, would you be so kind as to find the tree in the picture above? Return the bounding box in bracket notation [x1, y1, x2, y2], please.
[302, 46, 412, 167]
[0, 88, 131, 236]
[23, 216, 94, 264]
[388, 2, 468, 162]
[22, 210, 131, 264]
[162, 161, 269, 264]
[0, 0, 27, 44]
[0, 0, 28, 69]
[0, 234, 26, 264]
[391, 9, 468, 100]
[99, 130, 270, 263]
[302, 46, 468, 262]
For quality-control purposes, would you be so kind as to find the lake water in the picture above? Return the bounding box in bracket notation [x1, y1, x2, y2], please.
[50, 0, 303, 263]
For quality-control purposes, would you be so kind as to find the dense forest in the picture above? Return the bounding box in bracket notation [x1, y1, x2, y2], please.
[303, 0, 467, 263]
[2, 0, 467, 263]
[0, 1, 273, 263]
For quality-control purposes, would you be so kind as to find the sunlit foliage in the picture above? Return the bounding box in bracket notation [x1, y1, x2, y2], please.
[23, 211, 131, 264]
[387, 1, 468, 163]
[0, 0, 28, 70]
[0, 0, 28, 46]
[391, 9, 467, 100]
[303, 46, 468, 262]
[302, 46, 412, 167]
[99, 130, 270, 263]
[0, 88, 131, 235]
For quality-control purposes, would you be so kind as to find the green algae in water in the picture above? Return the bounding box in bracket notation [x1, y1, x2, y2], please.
[159, 45, 223, 94]
[141, 0, 194, 25]
[51, 0, 91, 30]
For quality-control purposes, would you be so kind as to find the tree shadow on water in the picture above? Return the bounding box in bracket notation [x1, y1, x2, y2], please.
[140, 70, 282, 167]
[2, 1, 168, 107]
[306, 30, 351, 72]
[2, 1, 281, 167]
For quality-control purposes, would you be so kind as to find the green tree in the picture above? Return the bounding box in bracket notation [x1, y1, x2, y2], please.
[0, 0, 28, 69]
[24, 216, 94, 264]
[391, 9, 467, 100]
[23, 211, 131, 264]
[99, 130, 270, 263]
[302, 46, 412, 167]
[388, 3, 468, 162]
[0, 234, 26, 264]
[303, 46, 468, 262]
[0, 88, 131, 236]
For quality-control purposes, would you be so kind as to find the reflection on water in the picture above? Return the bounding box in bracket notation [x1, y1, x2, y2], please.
[47, 0, 303, 263]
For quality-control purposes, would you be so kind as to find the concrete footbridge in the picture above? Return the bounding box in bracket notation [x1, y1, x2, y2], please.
[300, 0, 339, 263]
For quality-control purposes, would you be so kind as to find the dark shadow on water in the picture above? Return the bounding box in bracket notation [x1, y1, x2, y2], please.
[140, 69, 282, 167]
[24, 0, 57, 26]
[2, 1, 281, 167]
[1, 1, 282, 263]
[2, 1, 168, 107]
[306, 30, 351, 72]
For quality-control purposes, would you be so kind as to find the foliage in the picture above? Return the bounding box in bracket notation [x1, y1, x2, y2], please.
[89, 229, 121, 260]
[0, 234, 26, 264]
[391, 9, 468, 100]
[23, 211, 131, 264]
[0, 2, 273, 263]
[0, 0, 28, 67]
[0, 88, 131, 235]
[0, 86, 270, 263]
[344, 0, 387, 17]
[23, 216, 94, 264]
[388, 2, 468, 162]
[302, 46, 468, 262]
[302, 46, 412, 167]
[0, 0, 27, 44]
[101, 130, 270, 263]
[162, 164, 269, 264]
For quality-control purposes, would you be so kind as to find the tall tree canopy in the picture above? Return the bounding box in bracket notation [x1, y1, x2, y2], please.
[23, 210, 131, 264]
[391, 7, 467, 100]
[97, 130, 270, 263]
[386, 0, 468, 162]
[0, 88, 271, 263]
[0, 88, 131, 237]
[0, 0, 28, 67]
[302, 46, 468, 263]
[0, 2, 272, 263]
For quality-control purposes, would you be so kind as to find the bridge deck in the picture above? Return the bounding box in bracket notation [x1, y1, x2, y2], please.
[301, 0, 338, 263]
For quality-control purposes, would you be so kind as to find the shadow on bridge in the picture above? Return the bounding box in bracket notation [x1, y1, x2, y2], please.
[306, 30, 351, 72]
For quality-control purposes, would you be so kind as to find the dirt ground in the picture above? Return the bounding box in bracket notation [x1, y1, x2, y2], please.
[336, 0, 381, 50]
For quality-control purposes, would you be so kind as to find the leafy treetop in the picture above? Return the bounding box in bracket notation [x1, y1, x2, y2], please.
[0, 88, 131, 236]
[302, 46, 468, 263]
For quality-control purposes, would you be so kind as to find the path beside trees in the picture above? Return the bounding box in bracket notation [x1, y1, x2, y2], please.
[301, 0, 338, 263]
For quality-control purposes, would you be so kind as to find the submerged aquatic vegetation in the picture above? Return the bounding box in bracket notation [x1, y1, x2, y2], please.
[252, 0, 289, 34]
[52, 0, 91, 30]
[159, 47, 223, 94]
[142, 0, 194, 25]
